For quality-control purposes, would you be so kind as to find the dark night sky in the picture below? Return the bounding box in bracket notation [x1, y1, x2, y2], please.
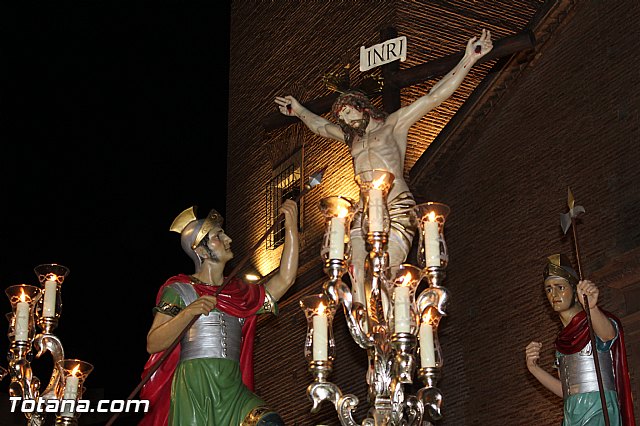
[0, 0, 231, 404]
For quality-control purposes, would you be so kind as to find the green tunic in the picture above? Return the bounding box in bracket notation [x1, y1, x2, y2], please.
[170, 357, 266, 425]
[556, 327, 622, 426]
[562, 390, 621, 426]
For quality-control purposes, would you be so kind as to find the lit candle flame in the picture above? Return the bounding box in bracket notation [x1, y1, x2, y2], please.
[427, 211, 437, 222]
[337, 207, 349, 218]
[372, 175, 386, 189]
[424, 308, 433, 323]
[317, 302, 326, 315]
[19, 289, 27, 303]
[398, 272, 412, 286]
[422, 306, 442, 325]
[71, 364, 80, 377]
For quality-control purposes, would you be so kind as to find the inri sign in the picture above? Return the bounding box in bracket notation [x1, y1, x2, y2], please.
[359, 36, 407, 72]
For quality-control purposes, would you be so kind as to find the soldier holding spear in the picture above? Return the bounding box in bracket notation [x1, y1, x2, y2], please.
[525, 190, 635, 426]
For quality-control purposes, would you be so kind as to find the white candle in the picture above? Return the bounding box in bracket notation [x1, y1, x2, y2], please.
[424, 217, 440, 267]
[369, 188, 384, 232]
[43, 279, 57, 318]
[328, 217, 345, 259]
[419, 323, 436, 367]
[312, 304, 328, 361]
[15, 294, 30, 341]
[61, 373, 79, 416]
[394, 286, 411, 333]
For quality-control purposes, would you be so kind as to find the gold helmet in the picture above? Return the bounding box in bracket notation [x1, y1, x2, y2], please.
[170, 206, 224, 268]
[543, 254, 579, 286]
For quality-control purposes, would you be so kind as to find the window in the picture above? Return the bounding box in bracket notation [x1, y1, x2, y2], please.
[266, 149, 302, 249]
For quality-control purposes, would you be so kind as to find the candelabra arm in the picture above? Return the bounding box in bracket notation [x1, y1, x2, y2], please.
[8, 343, 45, 425]
[403, 395, 424, 426]
[306, 360, 368, 426]
[308, 380, 342, 414]
[416, 367, 443, 422]
[419, 268, 449, 316]
[0, 365, 7, 382]
[390, 378, 404, 424]
[336, 394, 364, 426]
[389, 378, 424, 425]
[8, 344, 40, 400]
[335, 280, 372, 349]
[346, 303, 373, 350]
[416, 386, 443, 422]
[29, 416, 45, 426]
[33, 333, 65, 399]
[365, 241, 390, 329]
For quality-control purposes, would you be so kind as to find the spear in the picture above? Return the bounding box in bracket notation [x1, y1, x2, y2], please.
[560, 187, 610, 426]
[105, 167, 326, 426]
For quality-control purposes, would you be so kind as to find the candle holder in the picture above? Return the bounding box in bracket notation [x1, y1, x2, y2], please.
[300, 294, 345, 414]
[389, 264, 422, 335]
[34, 264, 70, 334]
[56, 359, 93, 425]
[300, 294, 337, 366]
[389, 265, 422, 384]
[415, 305, 445, 423]
[32, 264, 70, 403]
[414, 202, 450, 270]
[6, 284, 42, 344]
[5, 284, 44, 424]
[355, 170, 395, 333]
[318, 195, 372, 351]
[319, 196, 357, 280]
[354, 169, 395, 237]
[417, 306, 444, 370]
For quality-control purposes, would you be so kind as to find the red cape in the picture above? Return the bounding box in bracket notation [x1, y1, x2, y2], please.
[138, 274, 265, 426]
[555, 309, 635, 426]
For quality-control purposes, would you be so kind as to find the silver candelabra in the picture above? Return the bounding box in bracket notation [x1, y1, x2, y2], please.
[2, 264, 93, 426]
[300, 170, 450, 426]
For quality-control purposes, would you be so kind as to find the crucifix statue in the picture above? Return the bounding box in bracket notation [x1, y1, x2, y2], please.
[264, 28, 534, 130]
[274, 30, 495, 307]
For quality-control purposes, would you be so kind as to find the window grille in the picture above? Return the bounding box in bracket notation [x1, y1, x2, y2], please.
[266, 152, 302, 249]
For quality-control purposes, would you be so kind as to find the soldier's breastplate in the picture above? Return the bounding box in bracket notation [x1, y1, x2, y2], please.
[181, 311, 243, 362]
[169, 282, 244, 362]
[558, 341, 616, 398]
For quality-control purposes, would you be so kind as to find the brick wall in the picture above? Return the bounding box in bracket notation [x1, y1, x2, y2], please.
[227, 0, 638, 425]
[410, 1, 640, 425]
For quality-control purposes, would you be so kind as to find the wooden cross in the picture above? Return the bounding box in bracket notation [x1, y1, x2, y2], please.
[261, 28, 535, 131]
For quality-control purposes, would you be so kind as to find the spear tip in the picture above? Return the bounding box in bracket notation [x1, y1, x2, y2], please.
[567, 187, 575, 210]
[308, 166, 327, 188]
